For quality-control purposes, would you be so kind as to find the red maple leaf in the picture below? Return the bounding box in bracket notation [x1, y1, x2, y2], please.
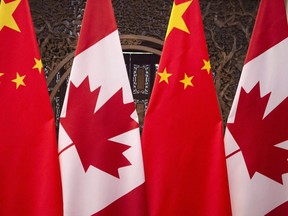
[266, 201, 288, 215]
[61, 77, 139, 178]
[227, 82, 288, 184]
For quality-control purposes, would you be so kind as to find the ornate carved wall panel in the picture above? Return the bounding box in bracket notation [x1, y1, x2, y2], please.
[29, 0, 260, 125]
[200, 0, 260, 123]
[112, 0, 172, 39]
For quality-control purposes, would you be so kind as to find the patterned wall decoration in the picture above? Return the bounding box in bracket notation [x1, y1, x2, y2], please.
[29, 0, 260, 125]
[200, 0, 260, 123]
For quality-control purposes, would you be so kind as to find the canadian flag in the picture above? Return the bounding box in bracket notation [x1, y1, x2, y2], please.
[58, 0, 147, 215]
[224, 0, 288, 215]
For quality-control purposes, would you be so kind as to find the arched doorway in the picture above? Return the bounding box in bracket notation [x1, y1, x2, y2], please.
[46, 34, 163, 131]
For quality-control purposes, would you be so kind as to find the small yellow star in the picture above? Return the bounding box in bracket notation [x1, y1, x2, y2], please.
[165, 0, 193, 38]
[180, 73, 194, 89]
[0, 0, 21, 32]
[0, 72, 4, 83]
[33, 58, 43, 73]
[201, 59, 211, 74]
[158, 68, 172, 84]
[11, 72, 26, 89]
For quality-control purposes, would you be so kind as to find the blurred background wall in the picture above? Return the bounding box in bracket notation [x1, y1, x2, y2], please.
[29, 0, 260, 126]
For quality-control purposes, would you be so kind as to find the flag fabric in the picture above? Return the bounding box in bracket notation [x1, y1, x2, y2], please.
[141, 0, 232, 215]
[0, 0, 63, 215]
[224, 0, 288, 215]
[58, 0, 147, 215]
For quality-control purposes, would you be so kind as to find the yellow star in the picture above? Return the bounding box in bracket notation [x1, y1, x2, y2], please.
[180, 73, 194, 89]
[158, 68, 172, 84]
[0, 0, 21, 32]
[12, 72, 26, 89]
[201, 59, 211, 74]
[0, 72, 3, 83]
[33, 58, 43, 73]
[165, 0, 193, 38]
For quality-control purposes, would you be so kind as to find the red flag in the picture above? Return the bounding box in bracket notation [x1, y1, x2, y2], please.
[58, 0, 147, 215]
[0, 0, 63, 215]
[225, 0, 288, 215]
[141, 0, 232, 215]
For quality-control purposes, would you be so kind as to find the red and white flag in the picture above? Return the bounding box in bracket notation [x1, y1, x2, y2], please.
[58, 0, 147, 215]
[225, 0, 288, 215]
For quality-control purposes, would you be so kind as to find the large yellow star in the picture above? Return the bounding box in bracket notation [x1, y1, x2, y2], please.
[165, 0, 193, 38]
[201, 59, 211, 74]
[33, 58, 43, 73]
[158, 68, 172, 84]
[12, 72, 26, 89]
[0, 0, 21, 32]
[180, 73, 194, 89]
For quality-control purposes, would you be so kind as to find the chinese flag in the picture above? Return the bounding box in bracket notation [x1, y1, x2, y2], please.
[225, 0, 288, 215]
[141, 0, 232, 215]
[0, 0, 63, 215]
[58, 0, 147, 215]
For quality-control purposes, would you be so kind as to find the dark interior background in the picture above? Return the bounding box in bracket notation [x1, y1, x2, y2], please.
[29, 0, 260, 128]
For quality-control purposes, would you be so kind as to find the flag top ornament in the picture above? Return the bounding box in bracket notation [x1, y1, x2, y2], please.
[141, 0, 232, 215]
[225, 0, 288, 215]
[0, 0, 63, 215]
[58, 0, 147, 215]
